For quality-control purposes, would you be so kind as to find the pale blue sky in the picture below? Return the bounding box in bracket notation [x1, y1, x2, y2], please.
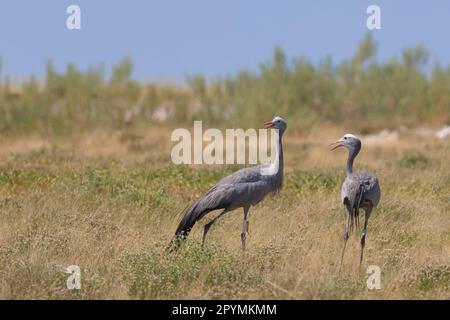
[0, 1, 449, 82]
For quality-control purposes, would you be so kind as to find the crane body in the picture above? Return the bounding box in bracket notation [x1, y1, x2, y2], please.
[331, 134, 381, 271]
[169, 117, 287, 251]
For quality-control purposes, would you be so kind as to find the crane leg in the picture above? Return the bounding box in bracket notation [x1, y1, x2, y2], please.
[355, 211, 360, 232]
[201, 209, 228, 249]
[241, 206, 250, 251]
[359, 207, 372, 271]
[339, 214, 351, 274]
[350, 214, 354, 233]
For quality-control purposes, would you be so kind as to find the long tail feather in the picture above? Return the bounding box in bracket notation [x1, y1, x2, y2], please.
[167, 196, 223, 252]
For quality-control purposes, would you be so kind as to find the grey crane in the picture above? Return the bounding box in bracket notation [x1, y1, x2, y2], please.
[330, 134, 381, 272]
[168, 116, 287, 251]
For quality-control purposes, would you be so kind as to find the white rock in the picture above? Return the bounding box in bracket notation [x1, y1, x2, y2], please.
[436, 126, 450, 139]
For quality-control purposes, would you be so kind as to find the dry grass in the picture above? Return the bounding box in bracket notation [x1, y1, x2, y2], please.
[0, 125, 448, 299]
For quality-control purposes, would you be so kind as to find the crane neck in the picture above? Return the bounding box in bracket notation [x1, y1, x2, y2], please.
[272, 131, 284, 192]
[346, 154, 354, 175]
[346, 145, 360, 175]
[260, 129, 284, 177]
[277, 133, 284, 176]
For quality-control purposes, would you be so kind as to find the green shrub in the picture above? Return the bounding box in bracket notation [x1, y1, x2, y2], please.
[1, 34, 449, 135]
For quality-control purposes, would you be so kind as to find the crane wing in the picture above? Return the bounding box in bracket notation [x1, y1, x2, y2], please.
[341, 173, 380, 209]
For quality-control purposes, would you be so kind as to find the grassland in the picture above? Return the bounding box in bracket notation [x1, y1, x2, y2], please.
[0, 125, 448, 299]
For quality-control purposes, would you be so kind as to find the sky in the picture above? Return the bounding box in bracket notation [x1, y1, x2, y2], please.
[0, 0, 449, 83]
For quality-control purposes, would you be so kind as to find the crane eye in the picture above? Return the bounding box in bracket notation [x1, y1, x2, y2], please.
[344, 137, 347, 140]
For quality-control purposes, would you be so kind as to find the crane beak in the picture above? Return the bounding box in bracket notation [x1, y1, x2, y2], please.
[264, 121, 275, 128]
[330, 140, 344, 151]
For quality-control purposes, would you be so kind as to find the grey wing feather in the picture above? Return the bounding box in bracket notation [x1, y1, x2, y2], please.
[213, 166, 274, 207]
[341, 172, 380, 209]
[215, 165, 264, 185]
[174, 165, 273, 239]
[174, 186, 232, 237]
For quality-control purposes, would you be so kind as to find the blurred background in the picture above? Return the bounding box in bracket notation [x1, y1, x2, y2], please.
[0, 0, 449, 134]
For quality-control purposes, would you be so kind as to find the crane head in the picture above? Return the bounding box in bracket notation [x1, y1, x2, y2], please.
[330, 133, 361, 151]
[264, 116, 287, 134]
